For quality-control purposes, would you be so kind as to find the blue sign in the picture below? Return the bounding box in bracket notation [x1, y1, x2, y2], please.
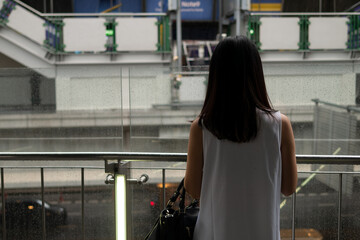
[252, 0, 281, 3]
[181, 0, 212, 20]
[74, 0, 141, 13]
[74, 0, 214, 20]
[146, 0, 168, 12]
[120, 0, 142, 12]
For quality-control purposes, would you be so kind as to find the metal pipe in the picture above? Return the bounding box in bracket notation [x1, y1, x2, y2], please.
[250, 12, 360, 16]
[345, 1, 360, 12]
[176, 0, 182, 71]
[1, 168, 6, 240]
[12, 0, 44, 16]
[1, 166, 359, 174]
[43, 0, 46, 13]
[235, 0, 241, 36]
[0, 153, 359, 164]
[50, 0, 54, 13]
[81, 168, 85, 240]
[311, 98, 360, 113]
[162, 169, 166, 208]
[338, 173, 343, 240]
[292, 192, 296, 240]
[41, 168, 46, 240]
[218, 0, 223, 39]
[0, 152, 188, 161]
[319, 0, 322, 13]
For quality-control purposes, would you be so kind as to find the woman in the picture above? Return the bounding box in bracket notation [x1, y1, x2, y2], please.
[184, 36, 297, 240]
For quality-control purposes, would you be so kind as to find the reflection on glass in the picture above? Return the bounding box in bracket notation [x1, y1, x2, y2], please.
[0, 67, 123, 153]
[295, 173, 338, 239]
[2, 169, 42, 240]
[126, 66, 360, 155]
[44, 168, 81, 240]
[85, 169, 115, 240]
[341, 173, 360, 239]
[128, 169, 163, 239]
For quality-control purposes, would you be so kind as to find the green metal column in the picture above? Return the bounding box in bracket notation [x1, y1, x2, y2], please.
[163, 16, 171, 52]
[247, 15, 261, 50]
[44, 19, 64, 53]
[156, 17, 163, 52]
[105, 19, 117, 52]
[157, 16, 171, 53]
[298, 16, 310, 50]
[55, 19, 65, 52]
[0, 0, 16, 25]
[347, 15, 360, 50]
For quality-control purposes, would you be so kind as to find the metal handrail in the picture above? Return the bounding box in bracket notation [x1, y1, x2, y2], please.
[345, 2, 360, 12]
[1, 152, 360, 240]
[13, 0, 44, 18]
[0, 152, 359, 164]
[250, 12, 360, 16]
[312, 98, 360, 113]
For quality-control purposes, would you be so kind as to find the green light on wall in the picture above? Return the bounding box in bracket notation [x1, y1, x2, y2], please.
[115, 174, 127, 240]
[249, 29, 255, 35]
[106, 29, 114, 36]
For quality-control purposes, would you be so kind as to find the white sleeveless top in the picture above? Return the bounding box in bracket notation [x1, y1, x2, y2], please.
[194, 110, 282, 240]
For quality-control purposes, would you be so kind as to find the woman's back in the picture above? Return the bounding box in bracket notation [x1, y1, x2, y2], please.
[194, 110, 282, 240]
[185, 36, 297, 239]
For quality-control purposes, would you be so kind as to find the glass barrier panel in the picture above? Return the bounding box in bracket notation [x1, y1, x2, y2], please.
[1, 168, 42, 240]
[126, 162, 186, 239]
[0, 67, 123, 152]
[129, 67, 204, 153]
[280, 194, 294, 239]
[44, 167, 81, 240]
[341, 173, 360, 239]
[127, 168, 164, 240]
[84, 168, 115, 240]
[295, 172, 339, 239]
[127, 64, 360, 155]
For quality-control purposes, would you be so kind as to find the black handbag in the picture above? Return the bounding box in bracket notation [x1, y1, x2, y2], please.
[144, 178, 199, 240]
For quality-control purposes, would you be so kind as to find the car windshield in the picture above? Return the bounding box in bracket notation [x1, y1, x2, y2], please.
[35, 200, 51, 209]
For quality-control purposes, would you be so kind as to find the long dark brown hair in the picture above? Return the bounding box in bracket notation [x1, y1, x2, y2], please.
[199, 36, 274, 142]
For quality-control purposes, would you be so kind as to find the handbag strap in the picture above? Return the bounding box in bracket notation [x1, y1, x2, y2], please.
[165, 178, 198, 212]
[179, 185, 186, 211]
[166, 178, 185, 208]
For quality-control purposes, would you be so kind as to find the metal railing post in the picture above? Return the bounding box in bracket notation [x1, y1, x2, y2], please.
[41, 168, 46, 240]
[81, 168, 85, 240]
[235, 0, 241, 36]
[1, 168, 6, 240]
[337, 173, 343, 240]
[176, 0, 182, 71]
[218, 0, 223, 39]
[292, 192, 296, 240]
[162, 169, 166, 208]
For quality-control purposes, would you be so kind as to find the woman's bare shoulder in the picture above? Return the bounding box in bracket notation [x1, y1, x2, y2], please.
[191, 117, 202, 130]
[281, 113, 291, 129]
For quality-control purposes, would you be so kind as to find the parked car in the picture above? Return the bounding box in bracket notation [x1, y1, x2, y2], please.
[0, 198, 67, 229]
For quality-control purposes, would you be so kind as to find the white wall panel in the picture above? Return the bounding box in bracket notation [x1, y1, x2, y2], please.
[116, 18, 157, 51]
[179, 76, 206, 102]
[260, 17, 299, 50]
[7, 5, 45, 45]
[308, 17, 348, 49]
[129, 69, 171, 109]
[265, 73, 355, 107]
[63, 18, 107, 52]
